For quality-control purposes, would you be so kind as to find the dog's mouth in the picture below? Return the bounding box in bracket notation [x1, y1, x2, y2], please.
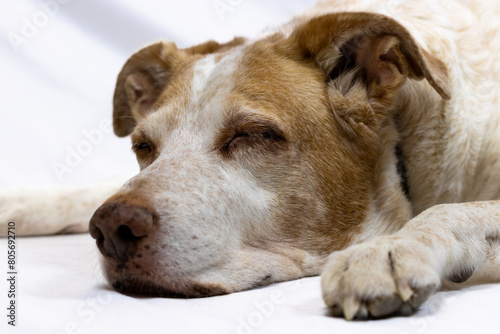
[110, 277, 230, 298]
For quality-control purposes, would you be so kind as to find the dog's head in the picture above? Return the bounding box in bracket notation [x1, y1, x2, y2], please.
[89, 12, 450, 297]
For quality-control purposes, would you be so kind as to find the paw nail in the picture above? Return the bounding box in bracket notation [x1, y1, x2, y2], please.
[398, 284, 414, 302]
[343, 296, 361, 321]
[367, 294, 403, 318]
[356, 305, 369, 320]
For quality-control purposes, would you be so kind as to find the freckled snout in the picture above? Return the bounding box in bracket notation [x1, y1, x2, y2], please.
[89, 203, 154, 262]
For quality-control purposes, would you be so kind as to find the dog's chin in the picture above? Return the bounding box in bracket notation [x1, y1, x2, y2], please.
[110, 276, 231, 298]
[108, 272, 278, 298]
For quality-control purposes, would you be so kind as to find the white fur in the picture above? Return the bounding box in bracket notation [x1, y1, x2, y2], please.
[0, 177, 126, 236]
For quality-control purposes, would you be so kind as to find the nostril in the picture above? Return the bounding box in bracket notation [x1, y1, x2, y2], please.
[117, 225, 139, 241]
[125, 209, 154, 238]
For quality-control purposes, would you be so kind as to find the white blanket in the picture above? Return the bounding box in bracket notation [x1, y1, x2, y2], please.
[1, 1, 499, 333]
[1, 234, 499, 333]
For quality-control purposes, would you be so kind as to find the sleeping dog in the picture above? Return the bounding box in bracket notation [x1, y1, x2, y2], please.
[1, 0, 500, 320]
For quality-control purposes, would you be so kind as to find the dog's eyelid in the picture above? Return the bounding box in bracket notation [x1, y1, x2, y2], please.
[217, 118, 288, 156]
[131, 131, 155, 153]
[236, 117, 287, 141]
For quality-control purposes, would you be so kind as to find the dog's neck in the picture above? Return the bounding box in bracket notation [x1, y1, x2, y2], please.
[349, 115, 413, 244]
[393, 79, 451, 215]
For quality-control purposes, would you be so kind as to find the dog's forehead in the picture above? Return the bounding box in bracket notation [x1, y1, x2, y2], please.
[189, 50, 242, 110]
[139, 40, 328, 143]
[138, 49, 244, 139]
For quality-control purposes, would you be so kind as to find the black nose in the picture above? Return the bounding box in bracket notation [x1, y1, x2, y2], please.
[89, 203, 154, 262]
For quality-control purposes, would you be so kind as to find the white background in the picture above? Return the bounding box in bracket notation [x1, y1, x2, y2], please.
[0, 0, 316, 187]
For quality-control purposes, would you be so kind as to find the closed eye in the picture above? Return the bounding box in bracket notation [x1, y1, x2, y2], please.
[224, 132, 250, 149]
[220, 126, 286, 157]
[217, 112, 287, 155]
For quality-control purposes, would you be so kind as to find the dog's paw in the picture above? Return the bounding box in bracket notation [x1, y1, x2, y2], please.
[0, 191, 23, 237]
[0, 189, 48, 236]
[321, 236, 440, 320]
[0, 187, 92, 236]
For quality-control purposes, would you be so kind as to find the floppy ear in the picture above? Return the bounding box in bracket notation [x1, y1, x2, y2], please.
[113, 38, 246, 137]
[112, 41, 184, 137]
[288, 12, 451, 106]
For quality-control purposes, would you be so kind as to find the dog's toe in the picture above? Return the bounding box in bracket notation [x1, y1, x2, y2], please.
[321, 236, 440, 320]
[366, 293, 403, 318]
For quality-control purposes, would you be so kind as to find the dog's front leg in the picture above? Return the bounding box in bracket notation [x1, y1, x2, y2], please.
[321, 201, 500, 320]
[0, 177, 129, 236]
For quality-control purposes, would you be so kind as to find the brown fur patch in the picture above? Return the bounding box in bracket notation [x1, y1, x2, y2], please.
[230, 40, 378, 254]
